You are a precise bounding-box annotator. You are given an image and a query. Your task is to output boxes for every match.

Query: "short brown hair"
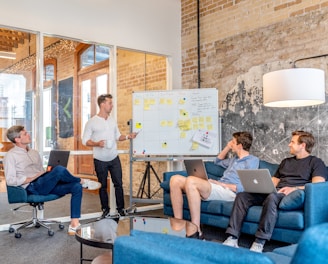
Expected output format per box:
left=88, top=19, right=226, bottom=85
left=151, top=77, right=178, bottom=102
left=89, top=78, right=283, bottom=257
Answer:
left=233, top=131, right=253, bottom=151
left=292, top=130, right=315, bottom=153
left=97, top=94, right=112, bottom=107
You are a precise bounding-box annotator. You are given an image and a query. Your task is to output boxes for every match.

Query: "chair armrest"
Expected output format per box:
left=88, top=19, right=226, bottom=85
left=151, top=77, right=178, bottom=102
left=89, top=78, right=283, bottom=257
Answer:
left=6, top=185, right=28, bottom=203
left=304, top=181, right=328, bottom=228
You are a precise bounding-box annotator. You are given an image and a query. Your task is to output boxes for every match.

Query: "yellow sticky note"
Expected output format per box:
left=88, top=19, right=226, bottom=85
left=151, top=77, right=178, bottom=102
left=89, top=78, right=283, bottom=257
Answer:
left=206, top=116, right=212, bottom=123
left=182, top=120, right=191, bottom=131
left=167, top=121, right=174, bottom=127
left=179, top=109, right=189, bottom=118
left=135, top=123, right=142, bottom=129
left=177, top=120, right=184, bottom=129
left=144, top=104, right=150, bottom=110
left=191, top=142, right=199, bottom=150
left=179, top=98, right=185, bottom=104
left=160, top=120, right=168, bottom=127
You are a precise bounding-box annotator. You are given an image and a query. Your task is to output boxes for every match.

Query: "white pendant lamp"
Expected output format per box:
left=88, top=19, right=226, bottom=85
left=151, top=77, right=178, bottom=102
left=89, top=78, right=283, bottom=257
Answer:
left=263, top=68, right=325, bottom=107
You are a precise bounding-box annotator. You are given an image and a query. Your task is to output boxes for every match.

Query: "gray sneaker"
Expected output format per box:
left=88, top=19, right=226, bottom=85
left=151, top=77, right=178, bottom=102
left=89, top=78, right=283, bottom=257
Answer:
left=250, top=242, right=264, bottom=253
left=223, top=236, right=239, bottom=248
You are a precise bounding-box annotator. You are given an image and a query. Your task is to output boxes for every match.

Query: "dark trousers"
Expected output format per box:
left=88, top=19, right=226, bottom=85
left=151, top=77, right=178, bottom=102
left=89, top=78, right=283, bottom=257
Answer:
left=226, top=192, right=285, bottom=240
left=26, top=165, right=82, bottom=218
left=94, top=156, right=124, bottom=211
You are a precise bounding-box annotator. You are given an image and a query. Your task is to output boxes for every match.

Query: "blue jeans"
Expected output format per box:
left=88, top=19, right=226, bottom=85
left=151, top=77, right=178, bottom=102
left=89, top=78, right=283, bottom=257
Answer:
left=226, top=192, right=285, bottom=240
left=26, top=165, right=82, bottom=219
left=94, top=156, right=124, bottom=211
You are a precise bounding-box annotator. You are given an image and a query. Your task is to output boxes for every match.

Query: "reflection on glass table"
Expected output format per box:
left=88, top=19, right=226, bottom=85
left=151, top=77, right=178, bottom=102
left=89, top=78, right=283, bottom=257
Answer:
left=75, top=217, right=129, bottom=264
left=169, top=217, right=198, bottom=237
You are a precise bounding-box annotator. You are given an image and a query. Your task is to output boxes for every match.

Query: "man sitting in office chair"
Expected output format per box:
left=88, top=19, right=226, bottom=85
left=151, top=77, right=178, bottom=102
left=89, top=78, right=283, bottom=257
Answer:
left=4, top=125, right=101, bottom=235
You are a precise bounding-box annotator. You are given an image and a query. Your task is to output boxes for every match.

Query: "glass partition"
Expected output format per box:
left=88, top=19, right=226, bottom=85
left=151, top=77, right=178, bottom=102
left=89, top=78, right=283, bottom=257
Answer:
left=0, top=29, right=36, bottom=153
left=0, top=26, right=169, bottom=199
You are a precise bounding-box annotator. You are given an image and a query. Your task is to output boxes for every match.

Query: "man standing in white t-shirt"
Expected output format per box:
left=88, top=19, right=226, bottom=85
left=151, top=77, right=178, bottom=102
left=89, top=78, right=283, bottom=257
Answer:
left=82, top=94, right=137, bottom=219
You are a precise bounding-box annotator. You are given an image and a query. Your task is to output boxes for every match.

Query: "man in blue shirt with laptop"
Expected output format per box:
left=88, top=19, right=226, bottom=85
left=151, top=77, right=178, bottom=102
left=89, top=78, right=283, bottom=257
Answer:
left=170, top=131, right=259, bottom=239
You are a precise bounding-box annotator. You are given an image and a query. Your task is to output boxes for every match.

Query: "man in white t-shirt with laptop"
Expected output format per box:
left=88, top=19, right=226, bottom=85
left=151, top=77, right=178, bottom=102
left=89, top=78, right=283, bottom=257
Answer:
left=170, top=131, right=259, bottom=239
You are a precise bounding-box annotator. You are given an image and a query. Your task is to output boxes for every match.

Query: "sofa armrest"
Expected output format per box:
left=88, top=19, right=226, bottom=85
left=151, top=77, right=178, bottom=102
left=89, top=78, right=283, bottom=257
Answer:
left=163, top=171, right=187, bottom=182
left=113, top=230, right=274, bottom=264
left=304, top=181, right=328, bottom=228
left=161, top=171, right=188, bottom=192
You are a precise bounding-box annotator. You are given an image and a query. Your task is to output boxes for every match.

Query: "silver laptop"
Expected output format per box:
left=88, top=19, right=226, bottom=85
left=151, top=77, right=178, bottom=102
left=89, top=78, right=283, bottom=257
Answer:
left=237, top=169, right=277, bottom=194
left=184, top=159, right=208, bottom=180
left=46, top=150, right=70, bottom=172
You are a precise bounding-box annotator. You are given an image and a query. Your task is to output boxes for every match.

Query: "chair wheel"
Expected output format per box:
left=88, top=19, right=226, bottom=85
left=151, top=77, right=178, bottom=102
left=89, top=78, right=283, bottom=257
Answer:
left=59, top=224, right=65, bottom=230
left=35, top=223, right=41, bottom=228
left=9, top=227, right=15, bottom=233
left=48, top=230, right=54, bottom=236
left=15, top=233, right=22, bottom=238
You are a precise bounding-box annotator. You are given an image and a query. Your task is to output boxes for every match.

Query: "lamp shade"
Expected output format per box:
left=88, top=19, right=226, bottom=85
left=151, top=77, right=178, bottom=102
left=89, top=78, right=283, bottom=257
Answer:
left=263, top=68, right=325, bottom=107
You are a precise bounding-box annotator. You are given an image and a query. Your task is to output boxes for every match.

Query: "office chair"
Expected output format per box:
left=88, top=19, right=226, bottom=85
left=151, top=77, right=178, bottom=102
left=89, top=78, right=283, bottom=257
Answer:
left=6, top=185, right=65, bottom=238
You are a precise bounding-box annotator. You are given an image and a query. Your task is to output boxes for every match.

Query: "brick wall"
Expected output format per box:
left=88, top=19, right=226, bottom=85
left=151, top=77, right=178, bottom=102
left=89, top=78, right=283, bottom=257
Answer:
left=181, top=0, right=328, bottom=163
left=117, top=49, right=168, bottom=197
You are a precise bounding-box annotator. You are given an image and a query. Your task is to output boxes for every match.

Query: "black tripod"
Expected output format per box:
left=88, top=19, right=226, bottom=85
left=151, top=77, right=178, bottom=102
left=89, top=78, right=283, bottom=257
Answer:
left=137, top=161, right=162, bottom=199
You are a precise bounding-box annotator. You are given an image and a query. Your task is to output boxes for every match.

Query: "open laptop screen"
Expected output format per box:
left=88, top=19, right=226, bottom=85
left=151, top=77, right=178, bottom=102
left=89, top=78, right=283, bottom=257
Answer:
left=46, top=150, right=70, bottom=172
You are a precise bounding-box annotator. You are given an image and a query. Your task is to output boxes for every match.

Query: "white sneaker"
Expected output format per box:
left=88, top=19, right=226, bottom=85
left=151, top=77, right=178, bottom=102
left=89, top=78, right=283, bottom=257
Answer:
left=223, top=236, right=239, bottom=248
left=250, top=242, right=264, bottom=253
left=68, top=224, right=80, bottom=235
left=82, top=179, right=101, bottom=190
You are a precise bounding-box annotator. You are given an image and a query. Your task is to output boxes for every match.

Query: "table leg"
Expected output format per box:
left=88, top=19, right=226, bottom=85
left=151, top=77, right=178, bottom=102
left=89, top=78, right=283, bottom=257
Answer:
left=80, top=242, right=83, bottom=264
left=80, top=242, right=93, bottom=263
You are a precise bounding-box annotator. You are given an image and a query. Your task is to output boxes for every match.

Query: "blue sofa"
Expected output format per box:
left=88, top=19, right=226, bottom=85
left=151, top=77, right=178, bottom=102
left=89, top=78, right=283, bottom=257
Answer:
left=160, top=160, right=328, bottom=244
left=113, top=223, right=328, bottom=264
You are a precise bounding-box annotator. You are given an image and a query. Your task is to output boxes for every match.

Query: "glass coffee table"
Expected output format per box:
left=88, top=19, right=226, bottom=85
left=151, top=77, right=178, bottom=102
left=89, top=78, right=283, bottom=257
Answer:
left=75, top=217, right=130, bottom=264
left=75, top=216, right=197, bottom=263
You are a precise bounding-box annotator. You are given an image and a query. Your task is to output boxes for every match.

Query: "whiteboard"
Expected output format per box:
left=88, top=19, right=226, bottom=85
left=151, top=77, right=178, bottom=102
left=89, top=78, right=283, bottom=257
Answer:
left=132, top=88, right=219, bottom=155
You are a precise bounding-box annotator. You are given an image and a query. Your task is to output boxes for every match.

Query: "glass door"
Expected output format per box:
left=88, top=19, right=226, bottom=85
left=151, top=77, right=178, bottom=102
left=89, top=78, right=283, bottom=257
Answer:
left=78, top=67, right=109, bottom=175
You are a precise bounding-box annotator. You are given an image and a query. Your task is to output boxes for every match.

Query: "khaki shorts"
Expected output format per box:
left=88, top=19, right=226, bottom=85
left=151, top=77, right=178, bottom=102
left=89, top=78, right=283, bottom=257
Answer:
left=203, top=182, right=236, bottom=202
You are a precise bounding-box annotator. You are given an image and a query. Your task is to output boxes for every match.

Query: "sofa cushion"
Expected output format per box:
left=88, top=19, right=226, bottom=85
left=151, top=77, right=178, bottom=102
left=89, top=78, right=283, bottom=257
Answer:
left=279, top=190, right=305, bottom=211
left=204, top=161, right=225, bottom=180
left=272, top=244, right=298, bottom=257
left=259, top=160, right=278, bottom=176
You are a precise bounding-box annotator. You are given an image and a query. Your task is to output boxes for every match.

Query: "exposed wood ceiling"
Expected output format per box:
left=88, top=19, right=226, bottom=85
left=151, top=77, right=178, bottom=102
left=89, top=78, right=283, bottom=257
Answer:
left=0, top=29, right=30, bottom=52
